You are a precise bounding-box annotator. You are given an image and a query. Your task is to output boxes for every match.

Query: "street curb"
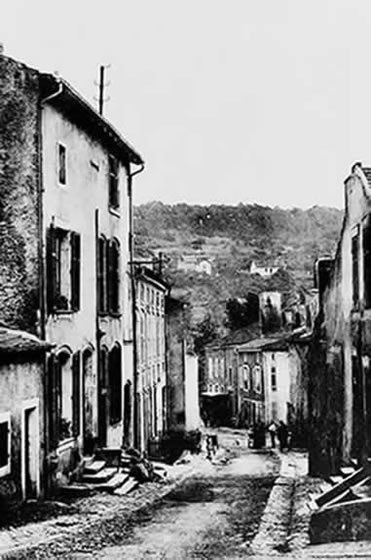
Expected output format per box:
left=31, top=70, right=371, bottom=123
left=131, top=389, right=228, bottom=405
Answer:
left=251, top=451, right=301, bottom=555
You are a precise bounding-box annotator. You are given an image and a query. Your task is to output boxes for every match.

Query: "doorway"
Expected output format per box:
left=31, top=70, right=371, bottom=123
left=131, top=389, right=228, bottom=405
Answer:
left=23, top=403, right=39, bottom=499
left=82, top=349, right=95, bottom=455
left=98, top=347, right=108, bottom=447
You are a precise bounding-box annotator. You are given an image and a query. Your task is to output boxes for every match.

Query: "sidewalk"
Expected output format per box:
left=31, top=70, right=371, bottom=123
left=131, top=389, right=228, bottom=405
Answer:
left=252, top=450, right=371, bottom=559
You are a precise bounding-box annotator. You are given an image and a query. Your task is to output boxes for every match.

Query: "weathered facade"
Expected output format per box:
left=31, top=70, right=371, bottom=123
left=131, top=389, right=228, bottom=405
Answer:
left=0, top=328, right=50, bottom=508
left=166, top=296, right=201, bottom=431
left=202, top=326, right=261, bottom=426
left=135, top=267, right=167, bottom=453
left=203, top=326, right=309, bottom=437
left=309, top=163, right=371, bottom=476
left=0, top=54, right=144, bottom=491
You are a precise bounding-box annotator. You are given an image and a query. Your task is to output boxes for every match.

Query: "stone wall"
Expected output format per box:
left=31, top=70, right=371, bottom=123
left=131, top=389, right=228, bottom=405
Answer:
left=0, top=56, right=41, bottom=332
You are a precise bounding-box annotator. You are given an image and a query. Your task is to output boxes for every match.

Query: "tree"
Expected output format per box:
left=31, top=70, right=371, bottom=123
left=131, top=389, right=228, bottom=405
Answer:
left=224, top=293, right=259, bottom=330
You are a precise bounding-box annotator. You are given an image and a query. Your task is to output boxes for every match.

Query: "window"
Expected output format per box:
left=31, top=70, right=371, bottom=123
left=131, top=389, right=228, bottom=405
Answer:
left=0, top=412, right=10, bottom=477
left=109, top=344, right=122, bottom=424
left=363, top=217, right=371, bottom=308
left=46, top=226, right=81, bottom=313
left=58, top=143, right=67, bottom=185
left=254, top=364, right=262, bottom=393
left=271, top=368, right=277, bottom=391
left=48, top=350, right=80, bottom=446
left=242, top=365, right=250, bottom=390
left=98, top=236, right=108, bottom=314
left=352, top=227, right=360, bottom=306
left=228, top=367, right=233, bottom=386
left=108, top=239, right=120, bottom=314
left=97, top=236, right=120, bottom=315
left=109, top=155, right=119, bottom=210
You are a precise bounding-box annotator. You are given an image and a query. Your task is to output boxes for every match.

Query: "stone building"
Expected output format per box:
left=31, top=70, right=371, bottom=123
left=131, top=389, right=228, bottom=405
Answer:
left=0, top=54, right=144, bottom=491
left=309, top=162, right=371, bottom=476
left=135, top=266, right=168, bottom=453
left=203, top=326, right=309, bottom=438
left=0, top=327, right=50, bottom=507
left=165, top=296, right=201, bottom=432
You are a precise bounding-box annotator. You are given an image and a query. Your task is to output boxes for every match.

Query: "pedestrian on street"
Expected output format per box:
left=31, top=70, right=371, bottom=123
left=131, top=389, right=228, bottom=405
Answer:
left=277, top=420, right=288, bottom=452
left=267, top=421, right=277, bottom=448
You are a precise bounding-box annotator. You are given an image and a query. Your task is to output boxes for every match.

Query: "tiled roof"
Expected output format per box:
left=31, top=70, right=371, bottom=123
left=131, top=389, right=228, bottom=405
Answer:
left=206, top=324, right=261, bottom=349
left=0, top=327, right=51, bottom=355
left=237, top=336, right=289, bottom=352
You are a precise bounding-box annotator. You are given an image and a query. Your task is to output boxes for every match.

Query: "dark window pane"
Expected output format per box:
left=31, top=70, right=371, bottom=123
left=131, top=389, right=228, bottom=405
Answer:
left=58, top=144, right=66, bottom=185
left=0, top=421, right=8, bottom=468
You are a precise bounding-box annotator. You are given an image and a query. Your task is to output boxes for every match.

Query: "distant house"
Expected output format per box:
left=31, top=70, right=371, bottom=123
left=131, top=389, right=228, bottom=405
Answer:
left=177, top=255, right=213, bottom=275
left=203, top=325, right=309, bottom=442
left=0, top=327, right=50, bottom=507
left=202, top=325, right=261, bottom=426
left=250, top=261, right=279, bottom=278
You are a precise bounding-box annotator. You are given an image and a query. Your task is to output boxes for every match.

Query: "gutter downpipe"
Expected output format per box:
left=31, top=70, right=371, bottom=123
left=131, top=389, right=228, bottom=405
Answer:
left=38, top=81, right=63, bottom=497
left=128, top=162, right=145, bottom=450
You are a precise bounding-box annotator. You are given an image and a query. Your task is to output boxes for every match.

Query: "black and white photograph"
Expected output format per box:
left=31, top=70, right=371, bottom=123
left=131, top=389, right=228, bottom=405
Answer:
left=0, top=1, right=371, bottom=558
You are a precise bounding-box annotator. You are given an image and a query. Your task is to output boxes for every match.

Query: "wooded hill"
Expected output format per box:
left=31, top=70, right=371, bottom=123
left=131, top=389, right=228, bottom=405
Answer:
left=134, top=201, right=343, bottom=330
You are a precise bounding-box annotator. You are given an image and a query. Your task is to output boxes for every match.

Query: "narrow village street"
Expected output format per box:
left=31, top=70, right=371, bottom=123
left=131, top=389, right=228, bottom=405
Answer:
left=86, top=431, right=279, bottom=560
left=0, top=429, right=282, bottom=559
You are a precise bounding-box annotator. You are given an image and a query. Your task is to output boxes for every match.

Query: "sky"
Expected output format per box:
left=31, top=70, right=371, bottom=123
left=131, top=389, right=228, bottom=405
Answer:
left=2, top=0, right=371, bottom=209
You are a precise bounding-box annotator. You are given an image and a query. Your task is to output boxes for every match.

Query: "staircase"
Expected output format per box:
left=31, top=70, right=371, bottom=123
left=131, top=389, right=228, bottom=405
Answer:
left=309, top=459, right=371, bottom=543
left=61, top=448, right=139, bottom=498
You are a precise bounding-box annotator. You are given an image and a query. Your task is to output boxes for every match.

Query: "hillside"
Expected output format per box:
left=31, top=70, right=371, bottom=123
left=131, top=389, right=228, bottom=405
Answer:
left=134, top=202, right=343, bottom=329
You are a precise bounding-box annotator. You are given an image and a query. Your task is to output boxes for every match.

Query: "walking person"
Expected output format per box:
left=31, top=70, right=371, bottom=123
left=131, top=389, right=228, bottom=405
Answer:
left=268, top=421, right=277, bottom=449
left=277, top=420, right=288, bottom=452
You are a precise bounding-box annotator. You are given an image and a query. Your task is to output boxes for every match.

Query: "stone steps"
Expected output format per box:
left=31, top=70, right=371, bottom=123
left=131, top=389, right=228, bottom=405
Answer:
left=83, top=460, right=106, bottom=475
left=82, top=466, right=117, bottom=484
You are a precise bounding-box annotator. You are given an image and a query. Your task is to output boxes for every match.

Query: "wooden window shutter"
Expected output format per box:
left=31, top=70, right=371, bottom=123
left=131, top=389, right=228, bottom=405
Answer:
left=71, top=232, right=81, bottom=311
left=98, top=237, right=107, bottom=313
left=47, top=354, right=60, bottom=449
left=109, top=345, right=122, bottom=424
left=363, top=217, right=371, bottom=309
left=108, top=241, right=114, bottom=313
left=113, top=242, right=120, bottom=313
left=72, top=351, right=80, bottom=437
left=46, top=226, right=57, bottom=315
left=108, top=241, right=120, bottom=314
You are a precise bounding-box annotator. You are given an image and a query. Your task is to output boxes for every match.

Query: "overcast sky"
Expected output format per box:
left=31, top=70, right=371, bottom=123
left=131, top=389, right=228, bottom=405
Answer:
left=2, top=0, right=371, bottom=208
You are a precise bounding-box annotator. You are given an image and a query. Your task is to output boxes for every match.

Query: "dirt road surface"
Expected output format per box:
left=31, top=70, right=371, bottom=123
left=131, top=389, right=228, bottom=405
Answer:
left=76, top=432, right=280, bottom=559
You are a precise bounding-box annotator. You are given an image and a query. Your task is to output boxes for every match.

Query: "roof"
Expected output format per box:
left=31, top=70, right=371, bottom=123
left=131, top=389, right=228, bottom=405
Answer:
left=206, top=324, right=261, bottom=350
left=135, top=265, right=169, bottom=291
left=0, top=327, right=52, bottom=356
left=40, top=73, right=144, bottom=165
left=237, top=336, right=289, bottom=353
left=2, top=55, right=144, bottom=166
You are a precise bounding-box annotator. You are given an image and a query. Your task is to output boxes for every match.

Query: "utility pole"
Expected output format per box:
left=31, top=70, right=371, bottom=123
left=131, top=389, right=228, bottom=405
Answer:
left=96, top=64, right=110, bottom=116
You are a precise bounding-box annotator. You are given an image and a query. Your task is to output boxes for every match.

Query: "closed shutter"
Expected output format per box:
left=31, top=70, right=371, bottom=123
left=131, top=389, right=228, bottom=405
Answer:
left=71, top=232, right=81, bottom=311
left=48, top=354, right=60, bottom=448
left=72, top=351, right=81, bottom=437
left=352, top=230, right=360, bottom=305
left=363, top=217, right=371, bottom=309
left=107, top=241, right=114, bottom=313
left=0, top=421, right=9, bottom=468
left=46, top=226, right=57, bottom=315
left=108, top=241, right=120, bottom=313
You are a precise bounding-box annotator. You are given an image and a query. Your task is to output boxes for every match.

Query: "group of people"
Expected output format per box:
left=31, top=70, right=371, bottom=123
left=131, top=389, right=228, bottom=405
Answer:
left=248, top=420, right=292, bottom=451
left=267, top=420, right=291, bottom=451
